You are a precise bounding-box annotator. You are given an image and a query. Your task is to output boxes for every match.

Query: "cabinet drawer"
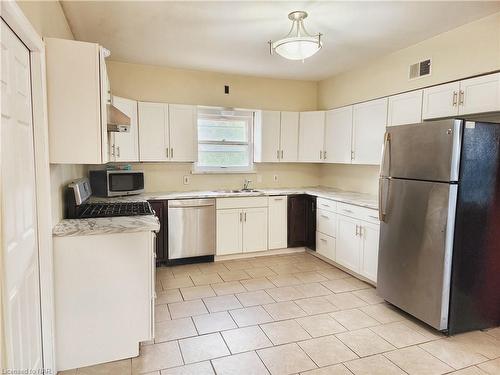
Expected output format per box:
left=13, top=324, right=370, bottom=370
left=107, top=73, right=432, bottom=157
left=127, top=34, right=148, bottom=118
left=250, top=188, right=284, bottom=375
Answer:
left=216, top=196, right=268, bottom=209
left=337, top=202, right=379, bottom=224
left=268, top=195, right=287, bottom=206
left=317, top=197, right=337, bottom=212
left=316, top=231, right=335, bottom=261
left=317, top=209, right=337, bottom=238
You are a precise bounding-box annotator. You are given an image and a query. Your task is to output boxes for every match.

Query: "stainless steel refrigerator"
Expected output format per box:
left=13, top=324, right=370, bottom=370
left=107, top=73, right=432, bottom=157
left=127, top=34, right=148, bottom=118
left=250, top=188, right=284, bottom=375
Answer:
left=377, top=118, right=500, bottom=335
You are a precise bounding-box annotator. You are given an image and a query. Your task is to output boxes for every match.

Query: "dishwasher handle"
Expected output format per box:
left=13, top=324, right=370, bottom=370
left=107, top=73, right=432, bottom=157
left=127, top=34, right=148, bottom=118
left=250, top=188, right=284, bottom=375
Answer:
left=168, top=199, right=215, bottom=208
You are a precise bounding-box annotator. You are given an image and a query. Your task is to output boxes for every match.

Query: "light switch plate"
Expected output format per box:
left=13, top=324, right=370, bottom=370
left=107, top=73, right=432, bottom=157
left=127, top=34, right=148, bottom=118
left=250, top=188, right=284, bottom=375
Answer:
left=183, top=175, right=190, bottom=185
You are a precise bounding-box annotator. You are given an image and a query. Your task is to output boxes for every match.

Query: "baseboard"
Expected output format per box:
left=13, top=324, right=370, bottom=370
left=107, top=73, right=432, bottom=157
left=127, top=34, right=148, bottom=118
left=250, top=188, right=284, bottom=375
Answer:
left=307, top=249, right=377, bottom=287
left=215, top=247, right=306, bottom=262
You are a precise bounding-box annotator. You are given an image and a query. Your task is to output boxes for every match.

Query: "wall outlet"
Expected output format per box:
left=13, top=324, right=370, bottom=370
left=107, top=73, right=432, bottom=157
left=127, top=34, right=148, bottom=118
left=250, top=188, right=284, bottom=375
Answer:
left=273, top=174, right=278, bottom=182
left=183, top=175, right=190, bottom=185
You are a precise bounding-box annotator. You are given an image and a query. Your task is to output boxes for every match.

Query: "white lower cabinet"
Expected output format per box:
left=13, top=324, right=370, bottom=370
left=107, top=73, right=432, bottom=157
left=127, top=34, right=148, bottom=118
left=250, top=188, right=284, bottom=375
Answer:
left=336, top=215, right=361, bottom=273
left=360, top=222, right=380, bottom=283
left=315, top=197, right=380, bottom=284
left=216, top=197, right=268, bottom=255
left=243, top=207, right=268, bottom=253
left=316, top=231, right=335, bottom=260
left=268, top=196, right=288, bottom=249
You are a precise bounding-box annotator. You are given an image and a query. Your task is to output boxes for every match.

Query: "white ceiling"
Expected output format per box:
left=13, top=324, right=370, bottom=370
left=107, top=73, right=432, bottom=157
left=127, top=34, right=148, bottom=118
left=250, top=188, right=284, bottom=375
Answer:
left=61, top=1, right=500, bottom=81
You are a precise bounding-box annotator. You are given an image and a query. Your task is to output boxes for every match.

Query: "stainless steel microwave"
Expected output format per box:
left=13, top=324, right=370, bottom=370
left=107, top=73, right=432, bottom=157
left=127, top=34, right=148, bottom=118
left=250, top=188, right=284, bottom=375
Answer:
left=89, top=170, right=144, bottom=197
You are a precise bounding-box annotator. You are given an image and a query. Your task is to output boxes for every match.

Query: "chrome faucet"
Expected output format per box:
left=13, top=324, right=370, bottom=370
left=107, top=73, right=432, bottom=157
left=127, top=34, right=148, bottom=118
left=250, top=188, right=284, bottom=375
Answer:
left=243, top=179, right=252, bottom=190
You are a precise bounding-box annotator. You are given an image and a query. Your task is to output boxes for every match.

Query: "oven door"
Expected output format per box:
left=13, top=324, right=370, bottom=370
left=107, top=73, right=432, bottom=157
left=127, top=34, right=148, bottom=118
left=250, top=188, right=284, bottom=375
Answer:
left=107, top=171, right=144, bottom=196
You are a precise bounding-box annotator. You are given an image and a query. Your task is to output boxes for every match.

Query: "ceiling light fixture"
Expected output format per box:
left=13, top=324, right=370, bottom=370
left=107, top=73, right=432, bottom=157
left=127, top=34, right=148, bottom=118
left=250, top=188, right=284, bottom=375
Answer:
left=269, top=11, right=322, bottom=61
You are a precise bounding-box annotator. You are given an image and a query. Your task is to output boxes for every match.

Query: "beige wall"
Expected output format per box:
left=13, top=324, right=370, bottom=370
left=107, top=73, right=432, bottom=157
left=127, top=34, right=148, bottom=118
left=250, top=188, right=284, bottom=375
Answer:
left=318, top=12, right=500, bottom=109
left=317, top=12, right=500, bottom=194
left=17, top=0, right=87, bottom=223
left=107, top=61, right=317, bottom=111
left=131, top=163, right=320, bottom=193
left=107, top=60, right=320, bottom=192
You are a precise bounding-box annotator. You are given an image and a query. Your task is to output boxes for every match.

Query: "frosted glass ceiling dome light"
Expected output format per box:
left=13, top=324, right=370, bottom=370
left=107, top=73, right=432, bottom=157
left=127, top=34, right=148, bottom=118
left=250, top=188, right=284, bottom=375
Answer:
left=269, top=11, right=322, bottom=61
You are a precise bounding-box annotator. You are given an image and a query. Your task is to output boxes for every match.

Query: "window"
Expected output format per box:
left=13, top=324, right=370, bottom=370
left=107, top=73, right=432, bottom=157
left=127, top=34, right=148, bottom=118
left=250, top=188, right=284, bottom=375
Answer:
left=195, top=107, right=254, bottom=172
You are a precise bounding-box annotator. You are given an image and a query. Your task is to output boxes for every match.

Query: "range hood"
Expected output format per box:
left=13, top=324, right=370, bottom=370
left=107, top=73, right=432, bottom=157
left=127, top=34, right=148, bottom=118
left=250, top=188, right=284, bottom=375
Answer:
left=107, top=104, right=131, bottom=132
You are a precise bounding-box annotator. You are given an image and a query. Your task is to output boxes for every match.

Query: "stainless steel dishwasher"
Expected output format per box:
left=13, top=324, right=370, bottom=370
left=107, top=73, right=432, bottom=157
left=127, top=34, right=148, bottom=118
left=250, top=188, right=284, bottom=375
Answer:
left=168, top=199, right=215, bottom=260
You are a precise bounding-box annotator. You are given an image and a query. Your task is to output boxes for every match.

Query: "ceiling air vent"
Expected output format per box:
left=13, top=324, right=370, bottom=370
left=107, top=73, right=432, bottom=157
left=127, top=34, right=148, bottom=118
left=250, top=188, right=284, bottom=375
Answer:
left=409, top=59, right=431, bottom=80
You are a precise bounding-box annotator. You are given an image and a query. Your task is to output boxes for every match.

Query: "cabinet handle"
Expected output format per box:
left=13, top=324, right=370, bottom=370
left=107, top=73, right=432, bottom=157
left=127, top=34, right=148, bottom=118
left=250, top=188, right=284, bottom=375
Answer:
left=117, top=146, right=120, bottom=158
left=355, top=225, right=359, bottom=236
left=274, top=198, right=283, bottom=201
left=343, top=209, right=353, bottom=214
left=111, top=144, right=115, bottom=157
left=452, top=91, right=458, bottom=106
left=166, top=148, right=169, bottom=158
left=170, top=148, right=174, bottom=159
left=320, top=238, right=327, bottom=242
left=281, top=150, right=284, bottom=159
left=459, top=90, right=464, bottom=106
left=351, top=150, right=355, bottom=160
left=323, top=150, right=327, bottom=160
left=320, top=215, right=329, bottom=219
left=244, top=212, right=247, bottom=222
left=239, top=212, right=242, bottom=222
left=277, top=150, right=280, bottom=160
left=368, top=215, right=378, bottom=220
left=320, top=150, right=323, bottom=159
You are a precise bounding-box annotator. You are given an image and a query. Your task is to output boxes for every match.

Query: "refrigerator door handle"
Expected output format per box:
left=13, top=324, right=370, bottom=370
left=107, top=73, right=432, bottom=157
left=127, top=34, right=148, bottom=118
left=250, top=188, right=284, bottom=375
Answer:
left=379, top=178, right=389, bottom=222
left=379, top=132, right=391, bottom=178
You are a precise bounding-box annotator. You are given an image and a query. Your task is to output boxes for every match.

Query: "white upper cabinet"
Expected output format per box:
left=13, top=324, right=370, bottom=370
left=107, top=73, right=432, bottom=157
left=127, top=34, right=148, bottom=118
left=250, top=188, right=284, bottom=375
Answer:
left=280, top=112, right=299, bottom=162
left=422, top=81, right=460, bottom=120
left=298, top=111, right=325, bottom=162
left=254, top=111, right=298, bottom=162
left=458, top=73, right=500, bottom=115
left=138, top=103, right=197, bottom=162
left=138, top=102, right=169, bottom=161
left=387, top=90, right=423, bottom=126
left=423, top=73, right=500, bottom=120
left=254, top=110, right=281, bottom=162
left=109, top=96, right=139, bottom=162
left=352, top=98, right=388, bottom=165
left=168, top=104, right=198, bottom=162
left=45, top=38, right=109, bottom=164
left=324, top=106, right=353, bottom=163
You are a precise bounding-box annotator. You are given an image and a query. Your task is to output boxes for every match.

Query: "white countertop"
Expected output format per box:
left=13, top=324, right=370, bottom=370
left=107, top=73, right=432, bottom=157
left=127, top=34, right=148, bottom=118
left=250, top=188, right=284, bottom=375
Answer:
left=53, top=186, right=377, bottom=237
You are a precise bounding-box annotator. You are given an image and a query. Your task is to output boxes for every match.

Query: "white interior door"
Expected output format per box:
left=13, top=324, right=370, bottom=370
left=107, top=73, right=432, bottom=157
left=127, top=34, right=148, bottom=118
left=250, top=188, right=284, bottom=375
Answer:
left=1, top=19, right=43, bottom=370
left=279, top=111, right=299, bottom=162
left=168, top=104, right=197, bottom=162
left=112, top=96, right=139, bottom=162
left=138, top=101, right=168, bottom=161
left=324, top=106, right=352, bottom=163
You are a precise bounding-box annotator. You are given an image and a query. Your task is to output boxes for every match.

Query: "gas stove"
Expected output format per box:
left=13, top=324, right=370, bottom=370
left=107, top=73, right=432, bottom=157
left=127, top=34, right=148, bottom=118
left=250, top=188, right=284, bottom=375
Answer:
left=65, top=178, right=153, bottom=219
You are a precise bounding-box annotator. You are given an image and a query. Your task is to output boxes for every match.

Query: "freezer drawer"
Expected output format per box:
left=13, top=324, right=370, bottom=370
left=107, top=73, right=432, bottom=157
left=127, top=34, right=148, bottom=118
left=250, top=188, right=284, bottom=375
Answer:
left=168, top=199, right=215, bottom=259
left=377, top=178, right=457, bottom=330
left=380, top=119, right=462, bottom=182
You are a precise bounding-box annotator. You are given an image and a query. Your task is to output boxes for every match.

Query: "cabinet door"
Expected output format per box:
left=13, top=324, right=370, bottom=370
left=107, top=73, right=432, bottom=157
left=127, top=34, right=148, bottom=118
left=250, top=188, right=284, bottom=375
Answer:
left=336, top=215, right=361, bottom=272
left=243, top=207, right=268, bottom=253
left=298, top=111, right=325, bottom=162
left=287, top=195, right=307, bottom=247
left=168, top=104, right=198, bottom=162
left=112, top=96, right=139, bottom=162
left=316, top=232, right=335, bottom=261
left=352, top=98, right=387, bottom=165
left=268, top=196, right=287, bottom=249
left=324, top=106, right=352, bottom=163
left=422, top=81, right=460, bottom=120
left=305, top=195, right=317, bottom=250
left=280, top=111, right=299, bottom=162
left=387, top=90, right=423, bottom=126
left=317, top=209, right=337, bottom=238
left=360, top=222, right=380, bottom=283
left=254, top=110, right=281, bottom=162
left=138, top=102, right=168, bottom=161
left=459, top=73, right=500, bottom=115
left=148, top=200, right=166, bottom=263
left=216, top=209, right=243, bottom=255
left=99, top=47, right=110, bottom=164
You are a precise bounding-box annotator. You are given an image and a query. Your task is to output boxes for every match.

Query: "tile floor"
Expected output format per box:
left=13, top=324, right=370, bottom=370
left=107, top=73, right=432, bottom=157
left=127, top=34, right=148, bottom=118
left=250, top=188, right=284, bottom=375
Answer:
left=59, top=252, right=500, bottom=375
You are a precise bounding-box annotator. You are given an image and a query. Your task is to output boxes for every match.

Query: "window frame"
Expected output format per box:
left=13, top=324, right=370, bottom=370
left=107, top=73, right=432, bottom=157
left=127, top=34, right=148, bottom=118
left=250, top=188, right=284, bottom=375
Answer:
left=193, top=107, right=255, bottom=174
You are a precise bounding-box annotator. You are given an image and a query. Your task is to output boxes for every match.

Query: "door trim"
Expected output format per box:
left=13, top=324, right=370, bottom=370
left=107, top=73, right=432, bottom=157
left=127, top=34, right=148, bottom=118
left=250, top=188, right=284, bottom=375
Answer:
left=1, top=1, right=55, bottom=371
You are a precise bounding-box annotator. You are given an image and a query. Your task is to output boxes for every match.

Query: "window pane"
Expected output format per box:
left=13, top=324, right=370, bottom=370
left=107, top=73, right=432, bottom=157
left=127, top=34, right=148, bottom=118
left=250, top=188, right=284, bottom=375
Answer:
left=198, top=144, right=249, bottom=167
left=198, top=118, right=248, bottom=142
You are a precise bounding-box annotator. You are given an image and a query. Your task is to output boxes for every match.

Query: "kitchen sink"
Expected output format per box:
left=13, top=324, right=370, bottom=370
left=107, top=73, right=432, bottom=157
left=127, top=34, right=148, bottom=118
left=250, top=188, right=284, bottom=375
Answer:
left=215, top=189, right=262, bottom=194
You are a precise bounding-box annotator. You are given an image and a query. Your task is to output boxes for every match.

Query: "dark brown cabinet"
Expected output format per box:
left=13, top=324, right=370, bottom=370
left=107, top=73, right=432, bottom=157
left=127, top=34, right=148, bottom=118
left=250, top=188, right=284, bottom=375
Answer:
left=287, top=194, right=316, bottom=250
left=148, top=200, right=168, bottom=264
